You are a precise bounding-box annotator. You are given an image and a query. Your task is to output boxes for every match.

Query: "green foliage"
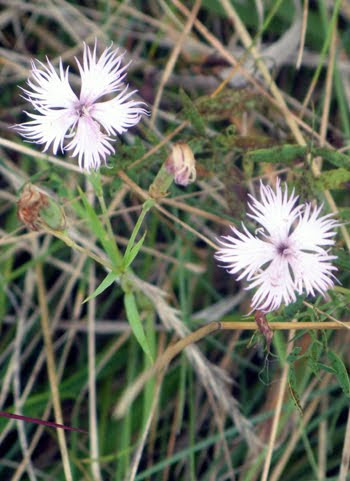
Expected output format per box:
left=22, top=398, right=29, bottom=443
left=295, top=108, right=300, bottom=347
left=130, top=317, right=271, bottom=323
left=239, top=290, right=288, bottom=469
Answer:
left=334, top=249, right=350, bottom=272
left=307, top=340, right=323, bottom=376
left=315, top=168, right=350, bottom=190
left=122, top=199, right=154, bottom=269
left=3, top=2, right=350, bottom=480
left=288, top=364, right=302, bottom=415
left=108, top=137, right=149, bottom=171
left=286, top=346, right=303, bottom=363
left=196, top=88, right=261, bottom=121
left=327, top=350, right=350, bottom=397
left=124, top=291, right=154, bottom=362
left=247, top=144, right=350, bottom=169
left=179, top=88, right=207, bottom=135
left=77, top=186, right=122, bottom=268
left=83, top=271, right=119, bottom=303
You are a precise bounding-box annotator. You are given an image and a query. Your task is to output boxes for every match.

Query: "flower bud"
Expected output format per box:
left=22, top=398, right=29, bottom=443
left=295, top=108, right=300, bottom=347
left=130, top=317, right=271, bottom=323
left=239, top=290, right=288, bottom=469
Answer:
left=165, top=143, right=196, bottom=186
left=17, top=183, right=66, bottom=231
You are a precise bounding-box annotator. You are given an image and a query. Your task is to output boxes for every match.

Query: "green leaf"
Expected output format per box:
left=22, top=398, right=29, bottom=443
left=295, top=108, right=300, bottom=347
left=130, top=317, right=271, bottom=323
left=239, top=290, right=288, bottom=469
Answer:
left=337, top=208, right=350, bottom=221
left=124, top=292, right=154, bottom=362
left=288, top=364, right=303, bottom=415
left=286, top=346, right=302, bottom=363
left=77, top=186, right=121, bottom=268
left=247, top=145, right=306, bottom=164
left=282, top=295, right=305, bottom=318
left=123, top=232, right=147, bottom=269
left=83, top=271, right=119, bottom=303
left=315, top=168, right=350, bottom=190
left=313, top=148, right=350, bottom=169
left=307, top=340, right=324, bottom=376
left=247, top=144, right=350, bottom=169
left=122, top=199, right=154, bottom=268
left=316, top=362, right=335, bottom=374
left=334, top=249, right=350, bottom=272
left=328, top=351, right=350, bottom=397
left=179, top=88, right=206, bottom=135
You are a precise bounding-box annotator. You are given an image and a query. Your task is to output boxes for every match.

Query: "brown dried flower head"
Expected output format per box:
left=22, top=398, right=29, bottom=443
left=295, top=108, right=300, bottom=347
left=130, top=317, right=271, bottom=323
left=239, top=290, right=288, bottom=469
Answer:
left=18, top=183, right=49, bottom=231
left=17, top=183, right=66, bottom=231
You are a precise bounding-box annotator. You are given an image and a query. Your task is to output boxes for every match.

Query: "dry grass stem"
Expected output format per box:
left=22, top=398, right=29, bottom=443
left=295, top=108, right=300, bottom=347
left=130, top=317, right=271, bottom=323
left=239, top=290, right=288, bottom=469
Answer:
left=339, top=408, right=350, bottom=481
left=150, top=0, right=201, bottom=126
left=35, top=263, right=73, bottom=481
left=88, top=264, right=103, bottom=481
left=261, top=330, right=294, bottom=481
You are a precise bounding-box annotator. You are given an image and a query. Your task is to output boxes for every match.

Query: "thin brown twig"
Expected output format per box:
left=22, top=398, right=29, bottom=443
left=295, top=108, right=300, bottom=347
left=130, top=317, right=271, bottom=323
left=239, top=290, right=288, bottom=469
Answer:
left=127, top=122, right=188, bottom=170
left=160, top=197, right=233, bottom=227
left=303, top=301, right=350, bottom=330
left=296, top=0, right=309, bottom=69
left=150, top=0, right=202, bottom=126
left=312, top=13, right=337, bottom=176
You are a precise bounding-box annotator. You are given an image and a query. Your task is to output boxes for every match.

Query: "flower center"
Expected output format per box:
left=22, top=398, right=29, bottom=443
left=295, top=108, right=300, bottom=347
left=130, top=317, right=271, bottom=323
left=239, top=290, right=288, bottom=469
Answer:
left=277, top=241, right=292, bottom=257
left=75, top=103, right=91, bottom=118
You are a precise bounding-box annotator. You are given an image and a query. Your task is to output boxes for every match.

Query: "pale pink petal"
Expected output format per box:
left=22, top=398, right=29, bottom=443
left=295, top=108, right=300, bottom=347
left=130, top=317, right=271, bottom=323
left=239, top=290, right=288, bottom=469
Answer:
left=289, top=250, right=338, bottom=297
left=248, top=179, right=302, bottom=242
left=90, top=87, right=147, bottom=136
left=22, top=59, right=78, bottom=109
left=15, top=106, right=77, bottom=154
left=77, top=43, right=128, bottom=104
left=215, top=224, right=276, bottom=281
left=289, top=203, right=339, bottom=253
left=65, top=115, right=114, bottom=171
left=249, top=256, right=298, bottom=312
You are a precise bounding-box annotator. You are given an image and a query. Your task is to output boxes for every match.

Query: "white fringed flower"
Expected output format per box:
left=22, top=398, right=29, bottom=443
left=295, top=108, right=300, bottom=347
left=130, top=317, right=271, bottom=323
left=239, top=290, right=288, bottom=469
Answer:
left=15, top=42, right=147, bottom=171
left=215, top=179, right=339, bottom=313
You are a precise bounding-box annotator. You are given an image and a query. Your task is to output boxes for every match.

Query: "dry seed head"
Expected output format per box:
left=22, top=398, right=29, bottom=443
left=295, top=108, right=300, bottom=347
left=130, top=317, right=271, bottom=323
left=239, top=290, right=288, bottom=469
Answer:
left=18, top=184, right=49, bottom=230
left=17, top=183, right=66, bottom=231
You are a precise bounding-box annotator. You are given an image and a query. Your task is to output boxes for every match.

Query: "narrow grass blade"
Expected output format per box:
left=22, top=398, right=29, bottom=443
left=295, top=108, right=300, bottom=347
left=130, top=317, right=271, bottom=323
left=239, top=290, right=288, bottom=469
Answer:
left=83, top=271, right=119, bottom=303
left=124, top=292, right=153, bottom=363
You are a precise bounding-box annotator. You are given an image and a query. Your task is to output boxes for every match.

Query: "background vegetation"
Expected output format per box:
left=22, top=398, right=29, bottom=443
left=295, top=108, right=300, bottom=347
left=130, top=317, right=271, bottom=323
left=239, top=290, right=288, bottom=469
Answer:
left=1, top=1, right=350, bottom=480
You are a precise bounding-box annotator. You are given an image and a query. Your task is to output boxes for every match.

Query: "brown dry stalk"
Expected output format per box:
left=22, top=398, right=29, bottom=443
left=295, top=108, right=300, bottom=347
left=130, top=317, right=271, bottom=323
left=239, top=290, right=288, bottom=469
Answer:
left=261, top=330, right=295, bottom=481
left=115, top=320, right=350, bottom=418
left=150, top=0, right=202, bottom=126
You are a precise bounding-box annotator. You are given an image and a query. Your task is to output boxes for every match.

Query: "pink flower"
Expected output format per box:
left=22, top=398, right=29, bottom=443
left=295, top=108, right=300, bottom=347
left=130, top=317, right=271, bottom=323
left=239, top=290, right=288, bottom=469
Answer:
left=15, top=42, right=147, bottom=171
left=165, top=143, right=196, bottom=186
left=215, top=179, right=339, bottom=313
